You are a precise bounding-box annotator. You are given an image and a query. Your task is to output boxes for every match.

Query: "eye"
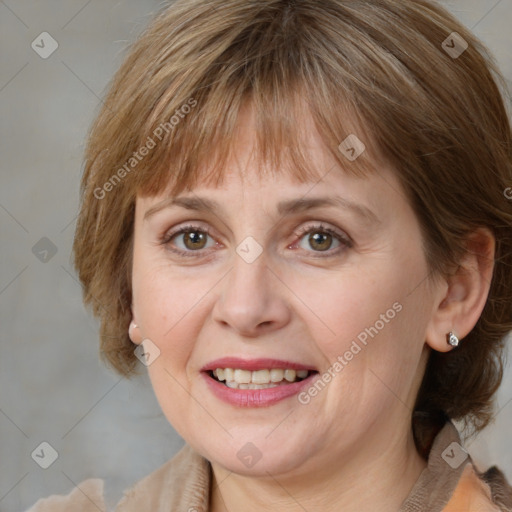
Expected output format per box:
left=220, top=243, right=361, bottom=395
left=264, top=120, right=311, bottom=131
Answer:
left=293, top=223, right=352, bottom=255
left=160, top=224, right=218, bottom=256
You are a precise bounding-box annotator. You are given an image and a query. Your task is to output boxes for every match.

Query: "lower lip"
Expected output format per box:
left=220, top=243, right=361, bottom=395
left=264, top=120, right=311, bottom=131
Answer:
left=202, top=372, right=318, bottom=407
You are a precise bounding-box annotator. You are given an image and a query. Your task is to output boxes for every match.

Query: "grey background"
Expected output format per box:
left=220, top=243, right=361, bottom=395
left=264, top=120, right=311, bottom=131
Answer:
left=0, top=1, right=511, bottom=511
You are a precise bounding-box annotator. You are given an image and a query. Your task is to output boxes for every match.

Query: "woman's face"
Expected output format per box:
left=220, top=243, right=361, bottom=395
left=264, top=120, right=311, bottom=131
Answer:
left=131, top=107, right=440, bottom=479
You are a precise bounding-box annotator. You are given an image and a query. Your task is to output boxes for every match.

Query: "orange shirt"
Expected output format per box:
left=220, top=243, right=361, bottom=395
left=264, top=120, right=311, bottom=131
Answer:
left=443, top=464, right=503, bottom=511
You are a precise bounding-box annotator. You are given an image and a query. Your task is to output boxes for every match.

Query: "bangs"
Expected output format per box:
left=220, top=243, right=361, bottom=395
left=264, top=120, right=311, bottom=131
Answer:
left=127, top=25, right=382, bottom=200
left=133, top=84, right=380, bottom=201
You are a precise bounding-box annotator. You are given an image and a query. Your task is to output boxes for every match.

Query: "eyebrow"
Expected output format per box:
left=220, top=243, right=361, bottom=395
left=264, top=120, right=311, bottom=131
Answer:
left=143, top=195, right=380, bottom=225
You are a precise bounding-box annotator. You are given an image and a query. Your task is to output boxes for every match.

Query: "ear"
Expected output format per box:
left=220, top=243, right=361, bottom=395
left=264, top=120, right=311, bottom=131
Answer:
left=128, top=308, right=143, bottom=345
left=425, top=228, right=495, bottom=353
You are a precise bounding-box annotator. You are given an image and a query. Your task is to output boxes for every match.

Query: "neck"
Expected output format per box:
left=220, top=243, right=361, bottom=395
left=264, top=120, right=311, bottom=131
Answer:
left=209, top=424, right=427, bottom=512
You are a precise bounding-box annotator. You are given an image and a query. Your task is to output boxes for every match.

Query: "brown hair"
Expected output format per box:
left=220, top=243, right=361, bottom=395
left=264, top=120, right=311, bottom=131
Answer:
left=73, top=0, right=512, bottom=447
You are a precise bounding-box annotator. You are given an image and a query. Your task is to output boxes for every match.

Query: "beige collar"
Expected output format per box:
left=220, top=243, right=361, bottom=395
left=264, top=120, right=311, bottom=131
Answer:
left=115, top=442, right=211, bottom=511
left=400, top=421, right=482, bottom=511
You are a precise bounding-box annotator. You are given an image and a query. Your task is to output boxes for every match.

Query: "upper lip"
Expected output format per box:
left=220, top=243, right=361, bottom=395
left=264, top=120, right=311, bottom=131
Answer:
left=201, top=357, right=317, bottom=372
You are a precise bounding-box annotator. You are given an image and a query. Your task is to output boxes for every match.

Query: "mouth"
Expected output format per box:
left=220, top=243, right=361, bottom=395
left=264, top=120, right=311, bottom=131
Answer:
left=201, top=358, right=319, bottom=407
left=207, top=368, right=316, bottom=389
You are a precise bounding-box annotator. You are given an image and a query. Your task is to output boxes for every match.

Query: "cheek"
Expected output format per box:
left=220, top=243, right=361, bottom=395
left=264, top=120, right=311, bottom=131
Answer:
left=284, top=263, right=408, bottom=358
left=131, top=255, right=211, bottom=368
left=323, top=280, right=432, bottom=418
left=289, top=252, right=431, bottom=406
left=133, top=269, right=210, bottom=426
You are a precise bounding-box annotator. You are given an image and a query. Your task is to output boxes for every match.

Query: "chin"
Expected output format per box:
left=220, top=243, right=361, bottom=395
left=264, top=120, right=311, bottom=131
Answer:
left=192, top=433, right=313, bottom=477
left=213, top=450, right=304, bottom=477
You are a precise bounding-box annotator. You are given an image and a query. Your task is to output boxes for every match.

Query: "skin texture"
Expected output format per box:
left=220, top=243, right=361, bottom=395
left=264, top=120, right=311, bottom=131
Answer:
left=129, top=105, right=495, bottom=511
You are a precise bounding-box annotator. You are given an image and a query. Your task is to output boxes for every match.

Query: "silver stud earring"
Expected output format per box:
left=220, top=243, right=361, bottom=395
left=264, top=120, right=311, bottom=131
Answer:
left=447, top=332, right=459, bottom=347
left=129, top=322, right=138, bottom=333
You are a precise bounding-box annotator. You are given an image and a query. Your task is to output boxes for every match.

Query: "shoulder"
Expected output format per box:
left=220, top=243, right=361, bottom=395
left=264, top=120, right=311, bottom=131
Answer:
left=403, top=420, right=512, bottom=512
left=24, top=478, right=106, bottom=512
left=115, top=443, right=210, bottom=511
left=24, top=444, right=211, bottom=512
left=478, top=465, right=512, bottom=511
left=444, top=463, right=512, bottom=512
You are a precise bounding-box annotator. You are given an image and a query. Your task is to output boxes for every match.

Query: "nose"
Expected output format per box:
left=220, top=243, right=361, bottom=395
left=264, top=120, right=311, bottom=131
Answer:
left=211, top=252, right=291, bottom=337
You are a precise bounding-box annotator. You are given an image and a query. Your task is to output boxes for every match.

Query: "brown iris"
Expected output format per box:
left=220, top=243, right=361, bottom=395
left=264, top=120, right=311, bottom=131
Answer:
left=183, top=230, right=208, bottom=250
left=308, top=232, right=332, bottom=251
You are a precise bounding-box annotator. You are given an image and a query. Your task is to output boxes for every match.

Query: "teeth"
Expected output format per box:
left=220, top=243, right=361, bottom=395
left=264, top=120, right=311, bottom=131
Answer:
left=212, top=367, right=311, bottom=387
left=284, top=369, right=296, bottom=382
left=234, top=369, right=252, bottom=384
left=223, top=381, right=280, bottom=390
left=252, top=369, right=270, bottom=384
left=270, top=369, right=284, bottom=382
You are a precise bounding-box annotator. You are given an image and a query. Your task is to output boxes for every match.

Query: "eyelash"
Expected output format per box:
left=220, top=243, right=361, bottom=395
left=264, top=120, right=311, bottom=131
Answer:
left=159, top=222, right=353, bottom=258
